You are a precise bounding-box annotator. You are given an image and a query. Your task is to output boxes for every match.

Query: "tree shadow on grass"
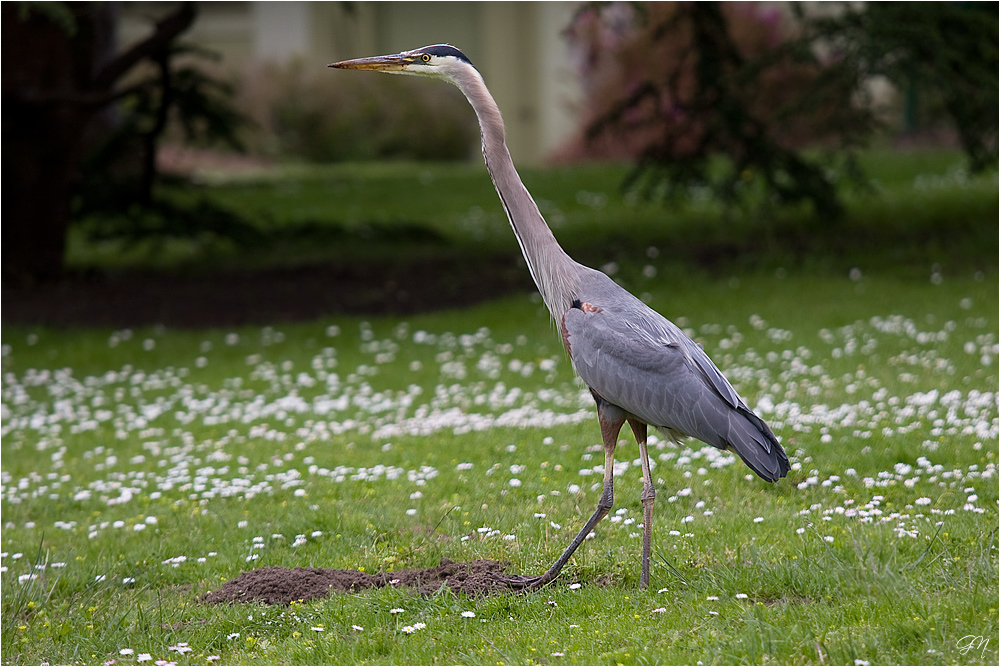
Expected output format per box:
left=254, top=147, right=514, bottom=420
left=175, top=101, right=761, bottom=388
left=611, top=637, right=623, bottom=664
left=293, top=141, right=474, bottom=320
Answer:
left=1, top=251, right=534, bottom=329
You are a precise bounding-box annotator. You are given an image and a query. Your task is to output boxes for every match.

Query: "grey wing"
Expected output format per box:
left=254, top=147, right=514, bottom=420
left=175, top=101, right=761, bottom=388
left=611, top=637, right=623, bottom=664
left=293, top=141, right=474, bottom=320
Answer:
left=563, top=305, right=789, bottom=482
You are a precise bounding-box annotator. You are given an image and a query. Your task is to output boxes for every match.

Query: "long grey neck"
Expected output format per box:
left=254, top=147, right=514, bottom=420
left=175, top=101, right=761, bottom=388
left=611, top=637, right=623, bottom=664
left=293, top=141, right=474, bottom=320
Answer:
left=451, top=67, right=578, bottom=317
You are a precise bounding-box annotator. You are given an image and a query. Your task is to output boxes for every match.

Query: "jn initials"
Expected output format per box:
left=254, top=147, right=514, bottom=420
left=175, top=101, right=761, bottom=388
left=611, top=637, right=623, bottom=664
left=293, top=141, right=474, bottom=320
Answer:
left=957, top=635, right=990, bottom=659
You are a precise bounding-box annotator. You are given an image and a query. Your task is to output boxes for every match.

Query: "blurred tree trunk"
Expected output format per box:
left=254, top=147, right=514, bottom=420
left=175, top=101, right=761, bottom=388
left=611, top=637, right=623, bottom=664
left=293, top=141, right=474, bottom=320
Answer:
left=1, top=2, right=194, bottom=284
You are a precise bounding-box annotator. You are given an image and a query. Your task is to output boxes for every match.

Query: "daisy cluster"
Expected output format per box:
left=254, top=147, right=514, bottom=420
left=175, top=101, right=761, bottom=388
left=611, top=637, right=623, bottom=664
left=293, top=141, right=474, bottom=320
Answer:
left=1, top=301, right=996, bottom=586
left=1, top=324, right=594, bottom=517
left=106, top=642, right=211, bottom=666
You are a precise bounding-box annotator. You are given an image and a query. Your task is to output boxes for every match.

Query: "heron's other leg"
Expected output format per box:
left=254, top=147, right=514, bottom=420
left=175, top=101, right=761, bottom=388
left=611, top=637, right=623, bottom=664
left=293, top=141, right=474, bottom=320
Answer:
left=497, top=404, right=624, bottom=590
left=629, top=419, right=654, bottom=589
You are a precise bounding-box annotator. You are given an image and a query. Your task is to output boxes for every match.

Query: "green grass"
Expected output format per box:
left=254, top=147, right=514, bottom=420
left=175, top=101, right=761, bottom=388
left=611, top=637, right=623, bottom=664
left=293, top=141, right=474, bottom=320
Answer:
left=5, top=149, right=999, bottom=664
left=2, top=268, right=997, bottom=665
left=66, top=149, right=998, bottom=277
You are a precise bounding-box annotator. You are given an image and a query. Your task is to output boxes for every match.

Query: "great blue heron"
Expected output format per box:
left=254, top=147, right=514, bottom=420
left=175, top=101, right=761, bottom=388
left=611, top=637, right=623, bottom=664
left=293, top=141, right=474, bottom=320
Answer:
left=330, top=44, right=790, bottom=590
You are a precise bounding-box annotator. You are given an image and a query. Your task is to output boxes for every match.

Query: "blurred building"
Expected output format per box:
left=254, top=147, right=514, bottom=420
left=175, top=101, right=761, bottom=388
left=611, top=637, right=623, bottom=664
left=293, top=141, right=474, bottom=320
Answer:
left=119, top=2, right=584, bottom=165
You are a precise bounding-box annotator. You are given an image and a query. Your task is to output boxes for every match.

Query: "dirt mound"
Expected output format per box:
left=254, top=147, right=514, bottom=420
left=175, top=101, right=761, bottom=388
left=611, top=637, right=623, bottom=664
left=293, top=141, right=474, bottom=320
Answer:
left=200, top=558, right=513, bottom=605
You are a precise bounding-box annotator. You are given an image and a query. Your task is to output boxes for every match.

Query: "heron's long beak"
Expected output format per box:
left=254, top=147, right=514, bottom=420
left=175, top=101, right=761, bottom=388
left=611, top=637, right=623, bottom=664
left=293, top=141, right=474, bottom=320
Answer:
left=328, top=53, right=414, bottom=71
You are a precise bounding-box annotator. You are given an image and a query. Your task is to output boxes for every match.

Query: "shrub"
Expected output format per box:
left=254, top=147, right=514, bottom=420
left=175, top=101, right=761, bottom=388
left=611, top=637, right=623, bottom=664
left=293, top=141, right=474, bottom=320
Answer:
left=560, top=4, right=867, bottom=159
left=557, top=3, right=875, bottom=219
left=236, top=59, right=478, bottom=162
left=558, top=2, right=996, bottom=220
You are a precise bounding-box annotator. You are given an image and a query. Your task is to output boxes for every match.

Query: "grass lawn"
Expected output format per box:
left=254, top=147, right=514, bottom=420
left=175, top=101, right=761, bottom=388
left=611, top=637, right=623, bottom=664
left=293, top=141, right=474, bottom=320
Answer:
left=3, top=150, right=998, bottom=664
left=66, top=148, right=997, bottom=280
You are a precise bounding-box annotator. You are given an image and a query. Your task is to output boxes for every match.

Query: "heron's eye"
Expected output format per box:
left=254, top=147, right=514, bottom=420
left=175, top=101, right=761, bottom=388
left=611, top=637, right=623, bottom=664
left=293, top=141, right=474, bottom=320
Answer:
left=420, top=54, right=431, bottom=63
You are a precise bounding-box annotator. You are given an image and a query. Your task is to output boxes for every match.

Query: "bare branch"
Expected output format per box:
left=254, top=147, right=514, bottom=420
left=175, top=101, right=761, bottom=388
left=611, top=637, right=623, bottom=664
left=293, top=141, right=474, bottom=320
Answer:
left=91, top=3, right=195, bottom=89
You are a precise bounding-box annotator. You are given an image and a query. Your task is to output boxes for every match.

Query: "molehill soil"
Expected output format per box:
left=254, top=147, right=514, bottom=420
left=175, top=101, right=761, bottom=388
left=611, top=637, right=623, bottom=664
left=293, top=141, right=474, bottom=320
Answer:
left=200, top=558, right=516, bottom=605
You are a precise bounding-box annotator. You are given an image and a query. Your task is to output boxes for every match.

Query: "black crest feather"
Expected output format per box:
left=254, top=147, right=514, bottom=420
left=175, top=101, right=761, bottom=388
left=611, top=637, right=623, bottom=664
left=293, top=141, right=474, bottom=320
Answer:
left=415, top=44, right=474, bottom=67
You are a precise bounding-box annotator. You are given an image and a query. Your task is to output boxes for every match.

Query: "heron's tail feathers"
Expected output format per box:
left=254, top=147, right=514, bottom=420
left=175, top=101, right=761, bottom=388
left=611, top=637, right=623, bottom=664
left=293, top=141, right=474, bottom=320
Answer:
left=725, top=408, right=790, bottom=483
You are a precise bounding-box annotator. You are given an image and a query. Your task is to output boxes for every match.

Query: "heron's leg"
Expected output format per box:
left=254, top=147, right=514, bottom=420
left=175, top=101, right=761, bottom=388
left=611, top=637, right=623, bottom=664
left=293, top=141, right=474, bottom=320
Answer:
left=497, top=406, right=623, bottom=590
left=629, top=419, right=654, bottom=589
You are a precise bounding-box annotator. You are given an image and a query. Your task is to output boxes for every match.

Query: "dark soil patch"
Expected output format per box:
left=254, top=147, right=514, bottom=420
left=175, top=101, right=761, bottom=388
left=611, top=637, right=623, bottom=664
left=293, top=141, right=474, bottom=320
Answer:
left=1, top=255, right=534, bottom=328
left=200, top=558, right=514, bottom=605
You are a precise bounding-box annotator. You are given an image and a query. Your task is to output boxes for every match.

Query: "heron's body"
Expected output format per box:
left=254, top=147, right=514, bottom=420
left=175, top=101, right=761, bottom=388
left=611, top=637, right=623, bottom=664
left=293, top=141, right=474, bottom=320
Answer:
left=562, top=269, right=787, bottom=481
left=331, top=44, right=789, bottom=590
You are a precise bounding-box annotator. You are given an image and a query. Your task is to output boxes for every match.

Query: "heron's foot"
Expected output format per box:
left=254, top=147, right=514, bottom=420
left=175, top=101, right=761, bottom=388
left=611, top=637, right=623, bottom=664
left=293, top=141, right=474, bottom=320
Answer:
left=490, top=572, right=546, bottom=591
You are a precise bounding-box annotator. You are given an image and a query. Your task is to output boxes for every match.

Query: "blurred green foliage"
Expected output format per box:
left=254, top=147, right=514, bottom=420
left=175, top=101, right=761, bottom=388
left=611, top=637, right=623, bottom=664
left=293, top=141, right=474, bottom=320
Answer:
left=564, top=2, right=998, bottom=220
left=806, top=1, right=999, bottom=173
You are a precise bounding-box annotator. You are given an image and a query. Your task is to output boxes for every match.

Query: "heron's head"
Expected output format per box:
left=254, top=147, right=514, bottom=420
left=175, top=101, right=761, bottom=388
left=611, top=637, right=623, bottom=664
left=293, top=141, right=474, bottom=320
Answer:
left=328, top=44, right=475, bottom=83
